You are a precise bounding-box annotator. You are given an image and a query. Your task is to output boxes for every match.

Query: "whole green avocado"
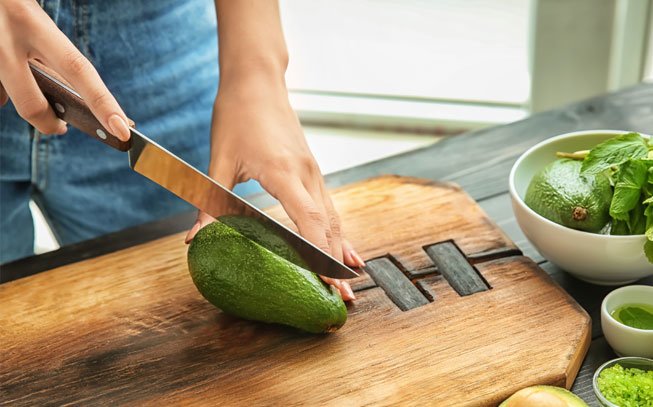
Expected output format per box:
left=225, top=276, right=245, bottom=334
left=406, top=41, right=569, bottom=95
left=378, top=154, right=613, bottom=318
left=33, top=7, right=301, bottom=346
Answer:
left=187, top=216, right=347, bottom=334
left=525, top=159, right=612, bottom=233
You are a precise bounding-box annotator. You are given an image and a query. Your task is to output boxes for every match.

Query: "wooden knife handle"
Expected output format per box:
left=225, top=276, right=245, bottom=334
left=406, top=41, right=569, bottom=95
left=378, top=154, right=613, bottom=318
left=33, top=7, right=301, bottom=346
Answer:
left=29, top=61, right=132, bottom=152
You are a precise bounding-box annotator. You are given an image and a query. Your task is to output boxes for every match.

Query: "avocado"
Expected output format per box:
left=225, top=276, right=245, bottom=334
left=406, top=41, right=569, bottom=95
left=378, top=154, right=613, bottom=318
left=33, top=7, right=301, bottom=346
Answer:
left=187, top=217, right=347, bottom=334
left=525, top=159, right=612, bottom=232
left=218, top=215, right=307, bottom=268
left=500, top=385, right=588, bottom=407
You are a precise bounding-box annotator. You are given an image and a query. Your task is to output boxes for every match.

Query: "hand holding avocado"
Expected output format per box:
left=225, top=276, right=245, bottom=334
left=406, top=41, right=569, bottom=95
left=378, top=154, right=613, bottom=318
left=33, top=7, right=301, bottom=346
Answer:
left=525, top=133, right=653, bottom=263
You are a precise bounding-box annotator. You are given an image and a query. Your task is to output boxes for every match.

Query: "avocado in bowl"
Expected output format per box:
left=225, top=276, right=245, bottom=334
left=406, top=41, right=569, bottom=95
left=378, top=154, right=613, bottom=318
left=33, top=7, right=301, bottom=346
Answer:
left=509, top=130, right=653, bottom=285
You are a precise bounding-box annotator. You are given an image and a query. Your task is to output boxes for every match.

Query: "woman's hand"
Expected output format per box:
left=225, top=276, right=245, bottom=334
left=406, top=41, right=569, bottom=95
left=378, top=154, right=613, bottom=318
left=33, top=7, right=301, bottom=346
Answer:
left=184, top=73, right=364, bottom=301
left=184, top=0, right=363, bottom=301
left=0, top=0, right=130, bottom=139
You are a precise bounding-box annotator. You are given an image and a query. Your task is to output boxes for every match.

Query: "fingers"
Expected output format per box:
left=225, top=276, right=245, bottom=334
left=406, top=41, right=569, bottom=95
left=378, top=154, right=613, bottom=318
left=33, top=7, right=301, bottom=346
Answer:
left=34, top=25, right=130, bottom=141
left=263, top=171, right=360, bottom=301
left=321, top=276, right=355, bottom=301
left=185, top=156, right=237, bottom=244
left=321, top=239, right=365, bottom=302
left=0, top=60, right=67, bottom=134
left=303, top=177, right=342, bottom=261
left=264, top=175, right=331, bottom=255
left=341, top=238, right=365, bottom=268
left=185, top=211, right=216, bottom=244
left=0, top=82, right=8, bottom=106
left=311, top=174, right=364, bottom=300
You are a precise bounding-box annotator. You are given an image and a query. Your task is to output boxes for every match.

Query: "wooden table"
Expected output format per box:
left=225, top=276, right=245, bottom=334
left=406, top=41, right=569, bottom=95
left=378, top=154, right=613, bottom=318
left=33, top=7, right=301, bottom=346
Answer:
left=3, top=84, right=653, bottom=405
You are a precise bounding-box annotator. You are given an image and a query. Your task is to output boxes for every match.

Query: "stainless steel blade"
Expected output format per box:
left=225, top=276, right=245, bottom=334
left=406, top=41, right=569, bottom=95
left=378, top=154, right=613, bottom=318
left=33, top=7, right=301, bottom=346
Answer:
left=127, top=129, right=358, bottom=279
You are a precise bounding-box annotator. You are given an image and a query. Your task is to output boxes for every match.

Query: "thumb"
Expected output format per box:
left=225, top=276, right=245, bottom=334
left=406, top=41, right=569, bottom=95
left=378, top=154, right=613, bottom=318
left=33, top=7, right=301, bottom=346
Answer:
left=185, top=159, right=238, bottom=244
left=184, top=211, right=216, bottom=244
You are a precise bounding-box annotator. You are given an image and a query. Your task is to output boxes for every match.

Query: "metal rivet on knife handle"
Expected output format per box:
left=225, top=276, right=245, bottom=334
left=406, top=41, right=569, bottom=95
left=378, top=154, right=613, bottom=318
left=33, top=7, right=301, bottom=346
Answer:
left=29, top=61, right=132, bottom=152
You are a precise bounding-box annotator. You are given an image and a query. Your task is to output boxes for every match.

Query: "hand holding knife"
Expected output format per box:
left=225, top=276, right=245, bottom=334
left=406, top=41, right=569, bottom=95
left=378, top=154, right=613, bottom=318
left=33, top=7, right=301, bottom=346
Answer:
left=29, top=61, right=359, bottom=281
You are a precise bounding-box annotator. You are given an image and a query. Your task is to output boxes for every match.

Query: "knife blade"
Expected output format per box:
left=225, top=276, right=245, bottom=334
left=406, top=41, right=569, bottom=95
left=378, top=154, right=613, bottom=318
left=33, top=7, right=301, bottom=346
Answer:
left=29, top=62, right=359, bottom=280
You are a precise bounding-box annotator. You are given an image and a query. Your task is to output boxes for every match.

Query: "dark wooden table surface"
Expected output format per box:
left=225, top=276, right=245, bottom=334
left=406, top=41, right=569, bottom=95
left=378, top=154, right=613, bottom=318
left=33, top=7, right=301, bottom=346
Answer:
left=3, top=84, right=653, bottom=405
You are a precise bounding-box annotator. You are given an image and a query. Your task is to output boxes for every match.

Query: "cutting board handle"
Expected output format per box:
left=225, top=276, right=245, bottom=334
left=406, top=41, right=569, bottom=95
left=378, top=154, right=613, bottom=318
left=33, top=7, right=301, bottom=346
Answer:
left=29, top=60, right=132, bottom=152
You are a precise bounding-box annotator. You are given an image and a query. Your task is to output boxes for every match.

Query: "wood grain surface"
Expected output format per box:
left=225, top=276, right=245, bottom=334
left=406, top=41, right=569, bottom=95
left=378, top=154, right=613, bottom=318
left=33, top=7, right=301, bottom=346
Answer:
left=0, top=176, right=590, bottom=406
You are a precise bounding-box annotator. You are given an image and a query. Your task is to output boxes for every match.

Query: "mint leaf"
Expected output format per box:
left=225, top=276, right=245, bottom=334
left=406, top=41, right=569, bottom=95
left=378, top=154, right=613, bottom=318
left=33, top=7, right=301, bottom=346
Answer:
left=581, top=133, right=648, bottom=175
left=618, top=306, right=653, bottom=329
left=628, top=197, right=647, bottom=234
left=611, top=219, right=630, bottom=235
left=645, top=204, right=653, bottom=264
left=609, top=159, right=648, bottom=221
left=644, top=240, right=653, bottom=263
left=646, top=204, right=653, bottom=240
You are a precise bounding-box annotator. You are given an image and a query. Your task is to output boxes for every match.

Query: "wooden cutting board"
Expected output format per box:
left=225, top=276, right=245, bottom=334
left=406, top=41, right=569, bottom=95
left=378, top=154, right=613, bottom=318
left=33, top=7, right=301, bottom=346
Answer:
left=0, top=176, right=590, bottom=406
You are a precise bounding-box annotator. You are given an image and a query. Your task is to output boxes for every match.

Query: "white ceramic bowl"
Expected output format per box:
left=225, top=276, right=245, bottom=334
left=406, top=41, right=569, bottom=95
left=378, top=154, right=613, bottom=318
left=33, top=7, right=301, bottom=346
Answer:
left=601, top=285, right=653, bottom=358
left=509, top=130, right=653, bottom=285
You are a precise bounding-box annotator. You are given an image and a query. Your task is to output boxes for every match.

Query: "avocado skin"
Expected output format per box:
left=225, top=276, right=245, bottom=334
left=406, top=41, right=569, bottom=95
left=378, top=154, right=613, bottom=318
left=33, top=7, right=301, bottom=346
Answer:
left=187, top=218, right=347, bottom=334
left=219, top=215, right=307, bottom=268
left=525, top=159, right=612, bottom=233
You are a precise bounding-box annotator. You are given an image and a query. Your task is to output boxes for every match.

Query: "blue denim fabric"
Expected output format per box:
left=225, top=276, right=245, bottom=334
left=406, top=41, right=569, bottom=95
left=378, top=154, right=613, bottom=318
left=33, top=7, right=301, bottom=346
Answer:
left=0, top=0, right=261, bottom=264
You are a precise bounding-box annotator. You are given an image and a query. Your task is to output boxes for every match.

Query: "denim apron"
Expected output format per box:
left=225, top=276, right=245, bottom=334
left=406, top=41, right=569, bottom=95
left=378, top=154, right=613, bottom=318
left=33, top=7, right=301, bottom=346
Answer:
left=0, top=0, right=258, bottom=263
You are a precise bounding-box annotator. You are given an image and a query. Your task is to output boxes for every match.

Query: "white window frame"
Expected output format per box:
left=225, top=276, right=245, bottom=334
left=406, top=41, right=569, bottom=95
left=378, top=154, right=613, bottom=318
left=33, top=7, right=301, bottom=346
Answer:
left=290, top=1, right=652, bottom=129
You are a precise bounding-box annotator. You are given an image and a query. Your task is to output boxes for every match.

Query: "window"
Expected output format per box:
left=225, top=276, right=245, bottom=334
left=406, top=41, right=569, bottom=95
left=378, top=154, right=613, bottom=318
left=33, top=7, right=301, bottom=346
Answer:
left=280, top=0, right=653, bottom=128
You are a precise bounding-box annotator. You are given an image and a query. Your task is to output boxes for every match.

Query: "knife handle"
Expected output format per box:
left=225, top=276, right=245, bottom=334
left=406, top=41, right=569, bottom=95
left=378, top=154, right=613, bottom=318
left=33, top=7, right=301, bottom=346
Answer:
left=29, top=61, right=132, bottom=152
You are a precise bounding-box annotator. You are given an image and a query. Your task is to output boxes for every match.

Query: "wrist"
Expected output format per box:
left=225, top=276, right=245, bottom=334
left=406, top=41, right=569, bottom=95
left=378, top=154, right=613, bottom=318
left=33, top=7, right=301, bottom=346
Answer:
left=219, top=52, right=288, bottom=87
left=217, top=64, right=290, bottom=105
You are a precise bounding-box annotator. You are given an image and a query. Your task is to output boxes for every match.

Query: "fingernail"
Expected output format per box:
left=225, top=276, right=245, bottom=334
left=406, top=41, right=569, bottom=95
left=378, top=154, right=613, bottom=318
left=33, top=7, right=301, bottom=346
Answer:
left=185, top=221, right=201, bottom=244
left=343, top=282, right=356, bottom=301
left=57, top=122, right=68, bottom=135
left=108, top=114, right=130, bottom=141
left=350, top=249, right=366, bottom=267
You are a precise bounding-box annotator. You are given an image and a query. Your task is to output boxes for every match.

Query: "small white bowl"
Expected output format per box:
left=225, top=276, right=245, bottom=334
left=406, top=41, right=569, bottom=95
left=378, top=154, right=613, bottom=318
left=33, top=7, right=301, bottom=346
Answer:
left=601, top=285, right=653, bottom=358
left=509, top=129, right=653, bottom=285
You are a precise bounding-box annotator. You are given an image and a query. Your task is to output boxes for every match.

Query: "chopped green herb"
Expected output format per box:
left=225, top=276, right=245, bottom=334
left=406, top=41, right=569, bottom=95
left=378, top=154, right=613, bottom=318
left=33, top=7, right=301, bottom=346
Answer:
left=597, top=363, right=653, bottom=407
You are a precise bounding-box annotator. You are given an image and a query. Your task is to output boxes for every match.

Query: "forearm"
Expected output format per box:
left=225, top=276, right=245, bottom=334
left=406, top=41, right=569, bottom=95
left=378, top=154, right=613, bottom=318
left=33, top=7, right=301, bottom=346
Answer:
left=214, top=0, right=289, bottom=87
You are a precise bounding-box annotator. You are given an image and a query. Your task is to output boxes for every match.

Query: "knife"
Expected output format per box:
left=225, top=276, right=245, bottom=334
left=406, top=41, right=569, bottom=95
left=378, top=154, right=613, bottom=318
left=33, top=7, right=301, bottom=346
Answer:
left=29, top=62, right=358, bottom=280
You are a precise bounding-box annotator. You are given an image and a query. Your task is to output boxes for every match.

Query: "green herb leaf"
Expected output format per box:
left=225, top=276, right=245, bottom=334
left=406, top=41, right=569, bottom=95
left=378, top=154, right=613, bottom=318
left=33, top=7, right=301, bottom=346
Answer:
left=609, top=159, right=648, bottom=221
left=611, top=220, right=630, bottom=235
left=581, top=133, right=648, bottom=175
left=645, top=240, right=653, bottom=263
left=646, top=204, right=653, bottom=241
left=618, top=306, right=653, bottom=330
left=627, top=197, right=647, bottom=234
